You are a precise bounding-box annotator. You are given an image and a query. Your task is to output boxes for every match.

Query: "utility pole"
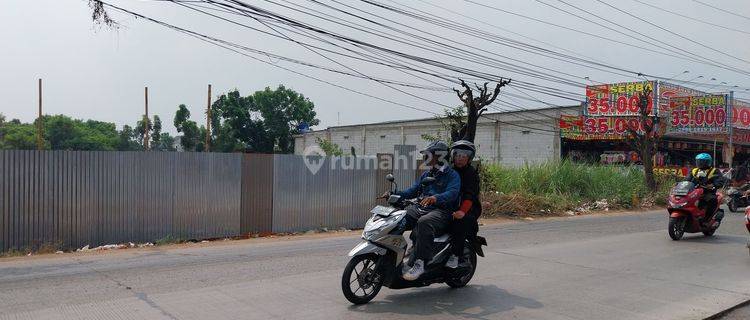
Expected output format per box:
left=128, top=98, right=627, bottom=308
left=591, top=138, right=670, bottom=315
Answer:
left=206, top=84, right=211, bottom=152
left=144, top=86, right=150, bottom=150
left=729, top=91, right=734, bottom=169
left=36, top=78, right=43, bottom=150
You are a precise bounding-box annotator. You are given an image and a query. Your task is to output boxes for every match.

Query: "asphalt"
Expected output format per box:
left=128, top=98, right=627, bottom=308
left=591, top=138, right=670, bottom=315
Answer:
left=0, top=208, right=748, bottom=320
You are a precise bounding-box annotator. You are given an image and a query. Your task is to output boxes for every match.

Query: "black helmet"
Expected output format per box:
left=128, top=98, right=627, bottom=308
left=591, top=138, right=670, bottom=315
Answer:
left=451, top=140, right=476, bottom=161
left=420, top=140, right=449, bottom=154
left=420, top=140, right=449, bottom=166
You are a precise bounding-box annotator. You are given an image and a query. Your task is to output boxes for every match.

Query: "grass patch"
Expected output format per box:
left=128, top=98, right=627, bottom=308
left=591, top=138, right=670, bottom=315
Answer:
left=0, top=242, right=63, bottom=258
left=154, top=235, right=183, bottom=246
left=480, top=160, right=674, bottom=216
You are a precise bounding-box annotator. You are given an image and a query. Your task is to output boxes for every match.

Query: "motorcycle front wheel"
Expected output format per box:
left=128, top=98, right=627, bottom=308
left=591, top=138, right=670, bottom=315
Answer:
left=669, top=216, right=686, bottom=240
left=341, top=254, right=383, bottom=305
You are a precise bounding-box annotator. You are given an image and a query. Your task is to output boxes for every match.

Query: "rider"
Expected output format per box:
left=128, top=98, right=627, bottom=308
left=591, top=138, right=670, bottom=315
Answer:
left=394, top=140, right=460, bottom=281
left=446, top=140, right=482, bottom=269
left=685, top=153, right=725, bottom=226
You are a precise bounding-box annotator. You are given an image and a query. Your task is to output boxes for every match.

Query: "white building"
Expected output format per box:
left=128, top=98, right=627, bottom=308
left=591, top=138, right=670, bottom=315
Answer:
left=294, top=105, right=579, bottom=166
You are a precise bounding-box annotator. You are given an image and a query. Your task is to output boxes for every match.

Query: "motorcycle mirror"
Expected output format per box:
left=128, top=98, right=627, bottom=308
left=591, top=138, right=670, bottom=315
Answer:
left=421, top=176, right=437, bottom=186
left=385, top=174, right=395, bottom=182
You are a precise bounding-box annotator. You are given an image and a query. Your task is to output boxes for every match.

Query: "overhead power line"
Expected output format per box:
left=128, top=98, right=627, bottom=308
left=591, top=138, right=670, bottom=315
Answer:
left=98, top=0, right=563, bottom=136
left=630, top=0, right=750, bottom=36
left=691, top=0, right=750, bottom=22
left=594, top=0, right=750, bottom=66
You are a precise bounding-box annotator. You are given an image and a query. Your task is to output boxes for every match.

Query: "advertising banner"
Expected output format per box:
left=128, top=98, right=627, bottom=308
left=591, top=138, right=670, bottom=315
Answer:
left=559, top=115, right=654, bottom=140
left=667, top=94, right=729, bottom=134
left=731, top=99, right=750, bottom=130
left=585, top=81, right=656, bottom=116
left=658, top=81, right=706, bottom=113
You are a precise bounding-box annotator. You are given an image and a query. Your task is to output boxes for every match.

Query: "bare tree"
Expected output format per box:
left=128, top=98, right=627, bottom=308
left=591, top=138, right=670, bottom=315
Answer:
left=625, top=88, right=659, bottom=192
left=453, top=79, right=511, bottom=142
left=89, top=0, right=119, bottom=29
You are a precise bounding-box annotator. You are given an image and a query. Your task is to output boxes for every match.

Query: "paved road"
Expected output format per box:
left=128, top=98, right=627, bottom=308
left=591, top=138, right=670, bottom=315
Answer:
left=1, top=209, right=748, bottom=320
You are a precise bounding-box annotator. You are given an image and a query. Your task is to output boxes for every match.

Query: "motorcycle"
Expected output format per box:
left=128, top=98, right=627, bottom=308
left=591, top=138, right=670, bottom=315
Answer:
left=341, top=174, right=487, bottom=305
left=667, top=181, right=725, bottom=240
left=745, top=207, right=750, bottom=256
left=726, top=183, right=750, bottom=212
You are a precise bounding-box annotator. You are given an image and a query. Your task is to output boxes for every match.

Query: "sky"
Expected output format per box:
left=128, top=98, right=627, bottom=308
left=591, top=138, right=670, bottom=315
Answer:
left=1, top=0, right=749, bottom=134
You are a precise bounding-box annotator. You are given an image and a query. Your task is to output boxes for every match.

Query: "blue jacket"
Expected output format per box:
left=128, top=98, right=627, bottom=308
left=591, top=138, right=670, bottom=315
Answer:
left=396, top=165, right=461, bottom=211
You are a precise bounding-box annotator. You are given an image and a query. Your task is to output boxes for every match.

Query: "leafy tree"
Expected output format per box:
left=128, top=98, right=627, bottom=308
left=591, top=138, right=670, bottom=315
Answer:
left=0, top=120, right=36, bottom=150
left=173, top=104, right=205, bottom=152
left=207, top=85, right=319, bottom=153
left=134, top=115, right=152, bottom=148
left=118, top=125, right=142, bottom=151
left=315, top=137, right=343, bottom=156
left=151, top=115, right=162, bottom=146
left=153, top=133, right=176, bottom=151
left=250, top=85, right=319, bottom=153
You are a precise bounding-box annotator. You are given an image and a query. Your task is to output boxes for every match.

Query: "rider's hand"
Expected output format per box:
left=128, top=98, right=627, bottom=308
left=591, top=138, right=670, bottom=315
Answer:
left=452, top=210, right=466, bottom=220
left=420, top=196, right=437, bottom=207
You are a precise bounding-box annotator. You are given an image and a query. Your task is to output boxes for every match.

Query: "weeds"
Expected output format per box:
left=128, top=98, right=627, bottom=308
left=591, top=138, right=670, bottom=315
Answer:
left=154, top=235, right=183, bottom=246
left=481, top=160, right=673, bottom=216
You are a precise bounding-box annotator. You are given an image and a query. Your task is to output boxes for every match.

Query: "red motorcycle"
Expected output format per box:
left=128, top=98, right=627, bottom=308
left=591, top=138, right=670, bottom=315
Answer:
left=667, top=181, right=724, bottom=240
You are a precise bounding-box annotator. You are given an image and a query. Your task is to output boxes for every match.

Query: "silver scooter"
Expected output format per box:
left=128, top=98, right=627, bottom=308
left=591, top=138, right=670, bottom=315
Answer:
left=341, top=174, right=487, bottom=305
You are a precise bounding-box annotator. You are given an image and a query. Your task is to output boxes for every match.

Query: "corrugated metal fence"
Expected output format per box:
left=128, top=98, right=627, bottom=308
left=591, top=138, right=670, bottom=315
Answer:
left=0, top=150, right=395, bottom=251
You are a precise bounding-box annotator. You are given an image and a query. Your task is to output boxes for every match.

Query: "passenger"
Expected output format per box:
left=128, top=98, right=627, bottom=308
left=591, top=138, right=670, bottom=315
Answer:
left=446, top=140, right=481, bottom=269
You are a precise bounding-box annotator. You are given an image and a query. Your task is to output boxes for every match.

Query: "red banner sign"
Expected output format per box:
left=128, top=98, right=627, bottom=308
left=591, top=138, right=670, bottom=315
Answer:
left=731, top=99, right=750, bottom=130
left=667, top=94, right=729, bottom=134
left=585, top=81, right=656, bottom=116
left=560, top=115, right=656, bottom=140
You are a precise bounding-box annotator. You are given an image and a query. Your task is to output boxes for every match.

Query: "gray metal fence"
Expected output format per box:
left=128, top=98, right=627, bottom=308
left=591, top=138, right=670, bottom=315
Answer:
left=0, top=150, right=241, bottom=251
left=271, top=155, right=378, bottom=233
left=0, top=151, right=391, bottom=251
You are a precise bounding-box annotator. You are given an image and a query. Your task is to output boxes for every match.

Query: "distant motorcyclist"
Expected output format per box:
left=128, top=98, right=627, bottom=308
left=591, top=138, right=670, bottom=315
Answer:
left=685, top=153, right=726, bottom=227
left=392, top=141, right=460, bottom=281
left=446, top=140, right=481, bottom=269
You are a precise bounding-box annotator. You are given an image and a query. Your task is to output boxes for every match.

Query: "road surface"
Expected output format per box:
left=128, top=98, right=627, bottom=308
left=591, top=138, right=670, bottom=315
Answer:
left=0, top=209, right=748, bottom=320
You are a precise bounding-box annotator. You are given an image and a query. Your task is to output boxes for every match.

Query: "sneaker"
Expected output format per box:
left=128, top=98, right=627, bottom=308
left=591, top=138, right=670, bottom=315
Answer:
left=403, top=259, right=424, bottom=281
left=446, top=254, right=459, bottom=269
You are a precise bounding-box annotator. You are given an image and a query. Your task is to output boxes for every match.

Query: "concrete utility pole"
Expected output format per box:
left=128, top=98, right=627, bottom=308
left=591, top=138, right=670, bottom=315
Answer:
left=37, top=78, right=44, bottom=150
left=206, top=84, right=212, bottom=152
left=144, top=87, right=150, bottom=150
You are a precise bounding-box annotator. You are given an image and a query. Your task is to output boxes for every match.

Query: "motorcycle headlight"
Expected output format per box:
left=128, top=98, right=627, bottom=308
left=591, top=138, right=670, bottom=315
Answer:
left=362, top=213, right=401, bottom=240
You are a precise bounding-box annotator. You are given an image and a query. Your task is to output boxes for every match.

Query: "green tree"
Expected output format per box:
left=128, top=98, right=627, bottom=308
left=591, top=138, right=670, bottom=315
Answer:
left=249, top=85, right=319, bottom=153
left=208, top=85, right=319, bottom=153
left=153, top=133, right=176, bottom=151
left=151, top=115, right=162, bottom=146
left=173, top=104, right=205, bottom=152
left=0, top=120, right=36, bottom=150
left=41, top=115, right=119, bottom=151
left=117, top=125, right=141, bottom=151
left=315, top=137, right=343, bottom=156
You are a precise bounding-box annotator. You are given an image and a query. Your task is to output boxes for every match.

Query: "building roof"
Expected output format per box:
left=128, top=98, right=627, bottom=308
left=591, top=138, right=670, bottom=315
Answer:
left=301, top=105, right=578, bottom=133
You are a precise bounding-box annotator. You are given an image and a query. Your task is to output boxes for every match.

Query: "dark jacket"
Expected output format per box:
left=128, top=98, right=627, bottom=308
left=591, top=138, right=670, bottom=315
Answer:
left=455, top=164, right=482, bottom=217
left=397, top=165, right=461, bottom=211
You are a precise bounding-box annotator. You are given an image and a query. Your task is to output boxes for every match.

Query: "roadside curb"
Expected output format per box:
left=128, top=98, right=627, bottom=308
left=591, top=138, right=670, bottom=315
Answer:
left=704, top=299, right=750, bottom=320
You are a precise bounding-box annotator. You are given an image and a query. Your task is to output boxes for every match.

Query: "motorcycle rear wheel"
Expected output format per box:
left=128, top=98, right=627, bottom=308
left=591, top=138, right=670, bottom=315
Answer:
left=342, top=254, right=383, bottom=305
left=728, top=199, right=739, bottom=213
left=668, top=216, right=686, bottom=241
left=703, top=220, right=720, bottom=236
left=446, top=251, right=477, bottom=288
